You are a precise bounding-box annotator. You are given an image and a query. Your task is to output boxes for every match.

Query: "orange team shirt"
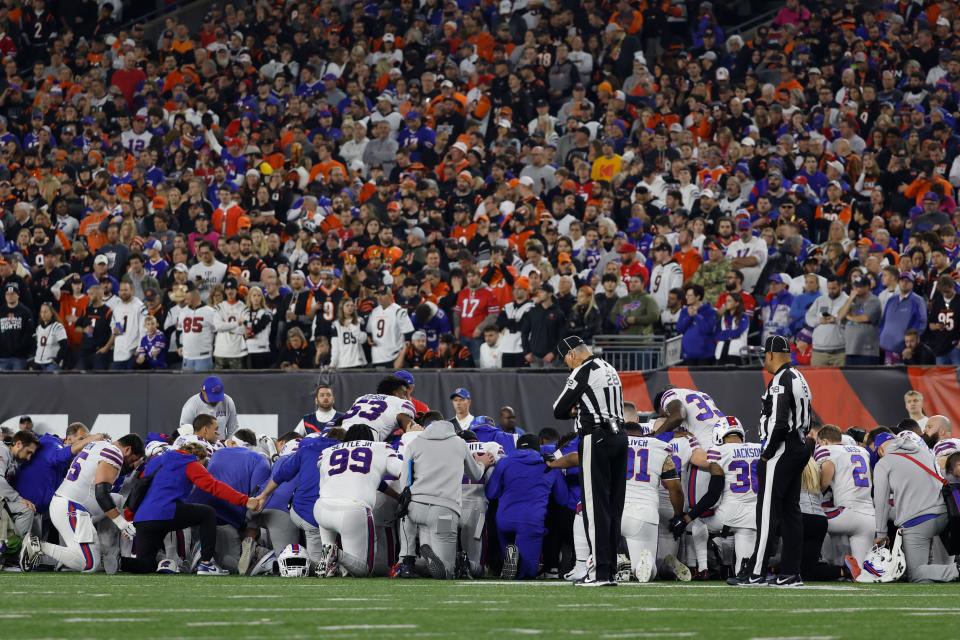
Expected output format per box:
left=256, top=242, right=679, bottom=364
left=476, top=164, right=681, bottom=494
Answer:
left=212, top=204, right=245, bottom=237
left=308, top=159, right=347, bottom=184
left=468, top=32, right=496, bottom=62
left=697, top=166, right=727, bottom=187
left=674, top=248, right=703, bottom=282
left=80, top=211, right=109, bottom=253
left=423, top=281, right=451, bottom=305
left=815, top=202, right=852, bottom=226
left=451, top=223, right=477, bottom=243
left=59, top=293, right=89, bottom=347
left=482, top=265, right=518, bottom=309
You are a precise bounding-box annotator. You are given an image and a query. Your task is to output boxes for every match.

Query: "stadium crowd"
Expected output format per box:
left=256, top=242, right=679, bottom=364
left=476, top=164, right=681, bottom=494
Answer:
left=2, top=375, right=958, bottom=584
left=0, top=0, right=958, bottom=371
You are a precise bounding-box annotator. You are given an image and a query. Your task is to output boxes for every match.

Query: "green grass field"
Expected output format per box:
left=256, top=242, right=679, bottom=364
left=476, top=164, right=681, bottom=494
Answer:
left=0, top=575, right=955, bottom=639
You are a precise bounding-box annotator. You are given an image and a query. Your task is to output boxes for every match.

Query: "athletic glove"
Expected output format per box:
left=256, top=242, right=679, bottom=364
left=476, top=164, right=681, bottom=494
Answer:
left=112, top=514, right=137, bottom=541
left=668, top=514, right=688, bottom=539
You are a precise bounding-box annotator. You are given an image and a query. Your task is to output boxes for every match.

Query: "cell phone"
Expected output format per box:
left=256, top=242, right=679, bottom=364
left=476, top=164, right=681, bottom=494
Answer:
left=821, top=308, right=830, bottom=317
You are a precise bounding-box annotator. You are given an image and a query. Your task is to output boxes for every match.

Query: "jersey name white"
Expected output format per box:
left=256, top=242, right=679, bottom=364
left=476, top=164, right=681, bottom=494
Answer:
left=318, top=440, right=402, bottom=509
left=624, top=436, right=673, bottom=524
left=706, top=442, right=762, bottom=529
left=462, top=441, right=504, bottom=502
left=341, top=394, right=416, bottom=441
left=660, top=388, right=725, bottom=445
left=55, top=441, right=124, bottom=517
left=814, top=444, right=875, bottom=516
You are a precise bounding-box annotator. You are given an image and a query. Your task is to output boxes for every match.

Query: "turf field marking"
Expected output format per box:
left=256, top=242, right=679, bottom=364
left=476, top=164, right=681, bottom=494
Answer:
left=224, top=594, right=284, bottom=598
left=64, top=617, right=148, bottom=623
left=187, top=621, right=274, bottom=627
left=600, top=633, right=696, bottom=638
left=316, top=625, right=418, bottom=631
left=0, top=614, right=28, bottom=618
left=749, top=636, right=837, bottom=640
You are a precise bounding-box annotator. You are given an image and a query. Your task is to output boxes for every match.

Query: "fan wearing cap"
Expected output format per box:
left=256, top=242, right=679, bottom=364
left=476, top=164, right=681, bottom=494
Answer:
left=0, top=282, right=35, bottom=370
left=82, top=254, right=120, bottom=295
left=725, top=216, right=768, bottom=292
left=212, top=277, right=248, bottom=369
left=177, top=282, right=218, bottom=372
left=397, top=110, right=437, bottom=164
left=812, top=181, right=852, bottom=244
left=178, top=375, right=239, bottom=442
left=367, top=284, right=416, bottom=367
left=730, top=335, right=813, bottom=587
left=834, top=274, right=882, bottom=366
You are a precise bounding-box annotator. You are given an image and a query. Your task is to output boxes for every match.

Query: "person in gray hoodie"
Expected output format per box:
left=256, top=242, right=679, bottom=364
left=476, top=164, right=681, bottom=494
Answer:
left=871, top=430, right=959, bottom=583
left=398, top=420, right=494, bottom=579
left=804, top=274, right=848, bottom=366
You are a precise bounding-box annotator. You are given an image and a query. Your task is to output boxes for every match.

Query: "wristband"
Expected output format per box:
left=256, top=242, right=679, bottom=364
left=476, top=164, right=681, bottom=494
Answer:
left=111, top=514, right=129, bottom=529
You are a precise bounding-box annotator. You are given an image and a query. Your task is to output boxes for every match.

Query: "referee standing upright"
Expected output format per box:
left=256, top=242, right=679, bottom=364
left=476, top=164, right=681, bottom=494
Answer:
left=551, top=336, right=626, bottom=587
left=731, top=335, right=813, bottom=587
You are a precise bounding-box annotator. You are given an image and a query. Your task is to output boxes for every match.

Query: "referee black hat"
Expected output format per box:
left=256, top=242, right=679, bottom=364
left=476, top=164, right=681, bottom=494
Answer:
left=763, top=335, right=791, bottom=354
left=557, top=335, right=585, bottom=357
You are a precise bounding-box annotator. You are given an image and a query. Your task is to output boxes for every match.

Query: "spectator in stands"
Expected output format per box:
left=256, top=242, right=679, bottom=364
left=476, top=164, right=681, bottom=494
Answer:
left=838, top=275, right=882, bottom=366
left=565, top=286, right=601, bottom=345
left=595, top=273, right=622, bottom=335
left=521, top=284, right=566, bottom=368
left=479, top=325, right=504, bottom=369
left=715, top=293, right=749, bottom=366
left=926, top=276, right=960, bottom=365
left=676, top=283, right=717, bottom=366
left=760, top=274, right=794, bottom=342
left=805, top=275, right=849, bottom=367
left=879, top=273, right=928, bottom=365
left=0, top=283, right=34, bottom=370
left=691, top=239, right=730, bottom=305
left=901, top=329, right=937, bottom=366
left=726, top=218, right=768, bottom=292
left=609, top=274, right=659, bottom=337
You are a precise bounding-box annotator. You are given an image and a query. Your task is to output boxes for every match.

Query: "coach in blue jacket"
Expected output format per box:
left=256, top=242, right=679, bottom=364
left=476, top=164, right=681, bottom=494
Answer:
left=470, top=415, right=517, bottom=453
left=486, top=434, right=569, bottom=580
left=14, top=425, right=102, bottom=515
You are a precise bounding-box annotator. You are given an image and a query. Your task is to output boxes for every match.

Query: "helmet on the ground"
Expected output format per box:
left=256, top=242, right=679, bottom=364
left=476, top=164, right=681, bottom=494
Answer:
left=859, top=531, right=906, bottom=583
left=278, top=544, right=310, bottom=578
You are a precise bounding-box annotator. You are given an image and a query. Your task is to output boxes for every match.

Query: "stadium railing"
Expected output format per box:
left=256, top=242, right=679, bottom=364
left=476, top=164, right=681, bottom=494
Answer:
left=591, top=334, right=683, bottom=372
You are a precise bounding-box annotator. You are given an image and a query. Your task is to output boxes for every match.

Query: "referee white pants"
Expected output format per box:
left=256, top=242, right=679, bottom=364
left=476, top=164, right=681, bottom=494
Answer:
left=621, top=510, right=658, bottom=581
left=826, top=508, right=875, bottom=564
left=42, top=495, right=101, bottom=573
left=315, top=497, right=375, bottom=577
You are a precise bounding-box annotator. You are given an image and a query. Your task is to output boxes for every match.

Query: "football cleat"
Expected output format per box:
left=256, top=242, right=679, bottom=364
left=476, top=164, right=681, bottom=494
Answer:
left=321, top=543, right=340, bottom=578
left=501, top=544, right=519, bottom=580
left=574, top=577, right=617, bottom=587
left=455, top=550, right=469, bottom=579
left=564, top=563, right=587, bottom=582
left=727, top=573, right=767, bottom=587
left=238, top=537, right=257, bottom=576
left=18, top=534, right=42, bottom=572
left=420, top=544, right=447, bottom=580
left=635, top=550, right=654, bottom=583
left=196, top=561, right=230, bottom=576
left=842, top=555, right=861, bottom=582
left=396, top=559, right=417, bottom=579
left=663, top=554, right=691, bottom=582
left=614, top=554, right=632, bottom=583
left=250, top=549, right=277, bottom=576
left=770, top=574, right=804, bottom=587
left=156, top=559, right=179, bottom=574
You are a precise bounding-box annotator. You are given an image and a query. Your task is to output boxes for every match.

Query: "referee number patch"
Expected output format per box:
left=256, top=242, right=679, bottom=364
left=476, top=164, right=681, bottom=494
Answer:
left=565, top=377, right=577, bottom=388
left=768, top=384, right=784, bottom=395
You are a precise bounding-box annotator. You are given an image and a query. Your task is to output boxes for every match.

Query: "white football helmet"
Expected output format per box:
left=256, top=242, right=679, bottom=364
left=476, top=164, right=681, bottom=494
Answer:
left=615, top=554, right=632, bottom=583
left=278, top=544, right=311, bottom=578
left=858, top=531, right=906, bottom=583
left=145, top=441, right=170, bottom=459
left=713, top=416, right=746, bottom=446
left=280, top=438, right=301, bottom=457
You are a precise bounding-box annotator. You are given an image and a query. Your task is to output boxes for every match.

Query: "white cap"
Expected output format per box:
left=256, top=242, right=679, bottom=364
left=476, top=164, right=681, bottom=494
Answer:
left=519, top=176, right=535, bottom=187
left=498, top=119, right=512, bottom=128
left=499, top=200, right=516, bottom=215
left=700, top=189, right=716, bottom=199
left=716, top=67, right=729, bottom=80
left=740, top=137, right=756, bottom=147
left=94, top=254, right=109, bottom=266
left=452, top=141, right=468, bottom=153
left=383, top=33, right=395, bottom=42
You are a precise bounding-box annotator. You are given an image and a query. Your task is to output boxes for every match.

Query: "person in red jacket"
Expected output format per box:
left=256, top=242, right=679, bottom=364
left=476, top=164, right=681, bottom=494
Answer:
left=454, top=266, right=500, bottom=362
left=618, top=243, right=649, bottom=289
left=121, top=441, right=263, bottom=575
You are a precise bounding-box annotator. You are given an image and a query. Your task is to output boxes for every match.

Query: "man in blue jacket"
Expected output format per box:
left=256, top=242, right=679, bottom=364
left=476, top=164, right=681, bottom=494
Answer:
left=486, top=434, right=569, bottom=579
left=189, top=429, right=271, bottom=573
left=676, top=283, right=718, bottom=365
left=14, top=423, right=101, bottom=516
left=879, top=272, right=928, bottom=364
left=470, top=415, right=517, bottom=453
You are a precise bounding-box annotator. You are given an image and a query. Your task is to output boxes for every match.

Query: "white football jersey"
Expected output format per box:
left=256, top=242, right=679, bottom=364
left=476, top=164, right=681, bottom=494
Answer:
left=55, top=441, right=124, bottom=517
left=624, top=436, right=674, bottom=524
left=318, top=440, right=402, bottom=509
left=706, top=441, right=762, bottom=529
left=34, top=321, right=67, bottom=364
left=659, top=434, right=702, bottom=517
left=462, top=441, right=504, bottom=502
left=813, top=444, right=874, bottom=516
left=366, top=303, right=415, bottom=364
left=177, top=305, right=217, bottom=358
left=341, top=394, right=416, bottom=441
left=934, top=438, right=960, bottom=459
left=659, top=388, right=725, bottom=446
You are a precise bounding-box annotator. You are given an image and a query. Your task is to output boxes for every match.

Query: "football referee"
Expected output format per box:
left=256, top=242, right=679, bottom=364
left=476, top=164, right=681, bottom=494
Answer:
left=731, top=335, right=813, bottom=587
left=550, top=336, right=626, bottom=587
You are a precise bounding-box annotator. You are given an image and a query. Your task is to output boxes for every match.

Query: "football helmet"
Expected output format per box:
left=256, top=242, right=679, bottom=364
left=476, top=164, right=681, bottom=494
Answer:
left=858, top=531, right=906, bottom=583
left=713, top=416, right=746, bottom=446
left=278, top=544, right=311, bottom=578
left=615, top=554, right=632, bottom=583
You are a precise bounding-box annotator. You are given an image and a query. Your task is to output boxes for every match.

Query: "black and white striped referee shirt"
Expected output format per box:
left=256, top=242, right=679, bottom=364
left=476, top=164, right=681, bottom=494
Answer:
left=553, top=356, right=624, bottom=432
left=758, top=362, right=812, bottom=455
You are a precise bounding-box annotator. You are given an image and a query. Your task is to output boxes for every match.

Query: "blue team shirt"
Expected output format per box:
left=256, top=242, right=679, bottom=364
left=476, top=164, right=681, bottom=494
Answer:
left=13, top=433, right=75, bottom=514
left=137, top=332, right=167, bottom=369
left=189, top=447, right=270, bottom=529
left=412, top=306, right=452, bottom=349
left=486, top=449, right=569, bottom=529
left=271, top=435, right=340, bottom=527
left=145, top=258, right=169, bottom=283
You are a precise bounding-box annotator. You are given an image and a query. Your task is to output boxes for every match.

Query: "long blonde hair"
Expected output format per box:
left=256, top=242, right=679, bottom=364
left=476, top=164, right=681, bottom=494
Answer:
left=801, top=458, right=820, bottom=494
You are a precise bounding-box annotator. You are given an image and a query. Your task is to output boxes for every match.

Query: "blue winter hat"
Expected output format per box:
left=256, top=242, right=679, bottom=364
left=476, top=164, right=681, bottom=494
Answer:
left=873, top=431, right=896, bottom=451
left=470, top=415, right=496, bottom=429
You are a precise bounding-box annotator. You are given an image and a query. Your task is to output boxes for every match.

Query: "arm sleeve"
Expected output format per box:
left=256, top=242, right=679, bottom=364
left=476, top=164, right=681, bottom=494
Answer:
left=179, top=398, right=195, bottom=429
left=226, top=398, right=239, bottom=438
left=689, top=472, right=724, bottom=520
left=550, top=469, right=570, bottom=506
left=872, top=462, right=891, bottom=537
left=185, top=461, right=249, bottom=506
left=271, top=451, right=301, bottom=484
left=552, top=365, right=590, bottom=420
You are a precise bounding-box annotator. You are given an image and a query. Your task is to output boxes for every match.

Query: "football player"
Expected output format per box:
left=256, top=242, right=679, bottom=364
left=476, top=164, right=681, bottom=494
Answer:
left=814, top=424, right=875, bottom=566
left=314, top=424, right=403, bottom=577
left=21, top=435, right=144, bottom=573
left=655, top=387, right=726, bottom=576
left=340, top=376, right=418, bottom=441
left=621, top=423, right=684, bottom=582
left=458, top=429, right=505, bottom=578
left=655, top=417, right=705, bottom=581
left=670, top=417, right=761, bottom=575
